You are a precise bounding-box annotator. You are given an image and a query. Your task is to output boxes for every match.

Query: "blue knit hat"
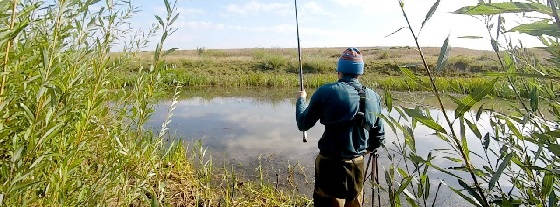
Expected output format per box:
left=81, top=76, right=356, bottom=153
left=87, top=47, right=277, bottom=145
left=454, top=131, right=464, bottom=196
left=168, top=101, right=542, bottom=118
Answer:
left=337, top=47, right=364, bottom=75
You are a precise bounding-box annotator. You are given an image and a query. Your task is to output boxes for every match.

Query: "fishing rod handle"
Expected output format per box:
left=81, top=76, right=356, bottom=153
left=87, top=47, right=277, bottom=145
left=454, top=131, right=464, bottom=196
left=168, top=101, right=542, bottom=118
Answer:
left=302, top=131, right=307, bottom=143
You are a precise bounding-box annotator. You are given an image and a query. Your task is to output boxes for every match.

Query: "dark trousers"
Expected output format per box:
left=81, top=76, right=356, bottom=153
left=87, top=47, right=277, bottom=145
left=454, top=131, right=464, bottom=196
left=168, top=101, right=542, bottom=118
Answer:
left=314, top=154, right=365, bottom=207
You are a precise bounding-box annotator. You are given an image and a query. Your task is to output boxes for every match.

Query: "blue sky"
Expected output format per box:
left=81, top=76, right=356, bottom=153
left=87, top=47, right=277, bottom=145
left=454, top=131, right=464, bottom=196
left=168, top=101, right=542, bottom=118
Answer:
left=127, top=0, right=543, bottom=51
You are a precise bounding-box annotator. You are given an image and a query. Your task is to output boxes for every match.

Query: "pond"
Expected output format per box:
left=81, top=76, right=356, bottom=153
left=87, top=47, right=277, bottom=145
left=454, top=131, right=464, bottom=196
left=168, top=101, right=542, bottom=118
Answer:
left=147, top=87, right=506, bottom=206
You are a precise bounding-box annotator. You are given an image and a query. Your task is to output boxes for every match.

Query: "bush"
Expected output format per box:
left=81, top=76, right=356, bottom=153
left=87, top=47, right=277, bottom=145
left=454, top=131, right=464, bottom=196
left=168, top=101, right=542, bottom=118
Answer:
left=255, top=53, right=290, bottom=71
left=378, top=51, right=391, bottom=59
left=302, top=57, right=335, bottom=74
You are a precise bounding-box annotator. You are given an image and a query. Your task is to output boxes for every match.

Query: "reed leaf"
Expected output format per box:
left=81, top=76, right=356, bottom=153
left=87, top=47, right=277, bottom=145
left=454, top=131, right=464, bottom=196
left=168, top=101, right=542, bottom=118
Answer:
left=454, top=2, right=551, bottom=15
left=489, top=152, right=513, bottom=190
left=510, top=21, right=560, bottom=37
left=403, top=107, right=447, bottom=134
left=421, top=0, right=441, bottom=31
left=453, top=78, right=498, bottom=118
left=435, top=35, right=450, bottom=72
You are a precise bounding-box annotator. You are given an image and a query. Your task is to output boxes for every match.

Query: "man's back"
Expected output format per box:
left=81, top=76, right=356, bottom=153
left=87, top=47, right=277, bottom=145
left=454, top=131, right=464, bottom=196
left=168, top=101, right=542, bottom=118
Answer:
left=296, top=76, right=384, bottom=159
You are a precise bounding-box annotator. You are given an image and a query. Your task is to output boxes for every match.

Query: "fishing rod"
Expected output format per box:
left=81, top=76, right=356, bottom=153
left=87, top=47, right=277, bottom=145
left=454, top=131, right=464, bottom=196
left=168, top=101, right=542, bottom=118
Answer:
left=294, top=0, right=307, bottom=143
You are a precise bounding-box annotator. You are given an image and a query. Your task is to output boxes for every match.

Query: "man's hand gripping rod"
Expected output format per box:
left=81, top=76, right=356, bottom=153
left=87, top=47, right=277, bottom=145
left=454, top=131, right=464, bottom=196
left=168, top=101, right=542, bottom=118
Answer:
left=294, top=0, right=307, bottom=143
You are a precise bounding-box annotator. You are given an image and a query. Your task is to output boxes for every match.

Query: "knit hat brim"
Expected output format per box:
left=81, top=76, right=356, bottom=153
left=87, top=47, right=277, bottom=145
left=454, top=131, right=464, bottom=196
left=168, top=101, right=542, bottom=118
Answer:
left=337, top=48, right=364, bottom=75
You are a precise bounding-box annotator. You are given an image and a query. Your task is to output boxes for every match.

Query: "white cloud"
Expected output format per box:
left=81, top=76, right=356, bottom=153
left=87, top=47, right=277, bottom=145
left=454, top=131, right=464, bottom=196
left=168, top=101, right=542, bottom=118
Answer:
left=181, top=21, right=225, bottom=30
left=179, top=7, right=205, bottom=16
left=303, top=1, right=332, bottom=17
left=155, top=6, right=205, bottom=16
left=226, top=1, right=291, bottom=16
left=178, top=20, right=293, bottom=34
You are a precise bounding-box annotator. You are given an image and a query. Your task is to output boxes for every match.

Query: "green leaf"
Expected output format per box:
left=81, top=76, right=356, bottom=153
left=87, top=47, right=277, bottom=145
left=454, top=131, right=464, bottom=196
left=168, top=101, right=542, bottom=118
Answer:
left=409, top=154, right=425, bottom=164
left=397, top=168, right=409, bottom=178
left=421, top=0, right=441, bottom=30
left=424, top=175, right=431, bottom=199
left=435, top=35, right=450, bottom=72
left=465, top=119, right=482, bottom=138
left=385, top=26, right=406, bottom=38
left=405, top=192, right=420, bottom=207
left=458, top=35, right=483, bottom=39
left=385, top=90, right=393, bottom=112
left=482, top=133, right=490, bottom=150
left=530, top=86, right=539, bottom=112
left=454, top=2, right=551, bottom=15
left=461, top=132, right=469, bottom=161
left=0, top=97, right=11, bottom=112
left=151, top=191, right=159, bottom=207
left=458, top=179, right=485, bottom=206
left=380, top=114, right=398, bottom=135
left=497, top=15, right=503, bottom=39
left=443, top=156, right=463, bottom=163
left=400, top=67, right=423, bottom=86
left=397, top=177, right=413, bottom=194
left=506, top=119, right=523, bottom=140
left=394, top=107, right=409, bottom=122
left=445, top=182, right=483, bottom=207
left=428, top=163, right=463, bottom=180
left=170, top=13, right=179, bottom=25
left=542, top=171, right=555, bottom=198
left=453, top=78, right=498, bottom=118
left=510, top=21, right=560, bottom=37
left=549, top=144, right=560, bottom=157
left=484, top=72, right=560, bottom=80
left=404, top=126, right=416, bottom=152
left=12, top=180, right=41, bottom=193
left=550, top=191, right=558, bottom=207
left=19, top=103, right=35, bottom=123
left=460, top=117, right=466, bottom=141
left=164, top=0, right=171, bottom=14
left=163, top=47, right=178, bottom=56
left=476, top=104, right=484, bottom=121
left=154, top=15, right=164, bottom=26
left=403, top=107, right=447, bottom=134
left=436, top=133, right=449, bottom=142
left=489, top=152, right=513, bottom=190
left=491, top=39, right=499, bottom=53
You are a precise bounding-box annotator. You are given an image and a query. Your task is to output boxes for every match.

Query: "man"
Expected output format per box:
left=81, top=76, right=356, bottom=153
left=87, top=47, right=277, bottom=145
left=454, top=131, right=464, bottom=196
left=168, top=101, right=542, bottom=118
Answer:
left=296, top=48, right=385, bottom=207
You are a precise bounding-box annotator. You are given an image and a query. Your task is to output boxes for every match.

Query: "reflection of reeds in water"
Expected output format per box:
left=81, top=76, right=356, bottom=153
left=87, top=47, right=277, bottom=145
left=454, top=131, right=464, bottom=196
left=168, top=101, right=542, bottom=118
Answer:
left=187, top=141, right=312, bottom=206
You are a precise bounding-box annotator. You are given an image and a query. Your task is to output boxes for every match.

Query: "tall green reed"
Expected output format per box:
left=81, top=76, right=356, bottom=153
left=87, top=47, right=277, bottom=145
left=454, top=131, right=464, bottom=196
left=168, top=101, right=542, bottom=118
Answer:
left=0, top=0, right=183, bottom=205
left=378, top=0, right=560, bottom=206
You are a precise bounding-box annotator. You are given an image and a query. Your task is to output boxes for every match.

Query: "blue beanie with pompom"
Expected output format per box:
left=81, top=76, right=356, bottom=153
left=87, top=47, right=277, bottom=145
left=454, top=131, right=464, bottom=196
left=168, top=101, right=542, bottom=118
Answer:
left=337, top=47, right=364, bottom=75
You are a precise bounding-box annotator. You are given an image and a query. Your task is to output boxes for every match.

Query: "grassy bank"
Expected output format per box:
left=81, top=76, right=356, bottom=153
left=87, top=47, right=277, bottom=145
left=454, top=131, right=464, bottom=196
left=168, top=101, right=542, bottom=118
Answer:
left=112, top=47, right=549, bottom=99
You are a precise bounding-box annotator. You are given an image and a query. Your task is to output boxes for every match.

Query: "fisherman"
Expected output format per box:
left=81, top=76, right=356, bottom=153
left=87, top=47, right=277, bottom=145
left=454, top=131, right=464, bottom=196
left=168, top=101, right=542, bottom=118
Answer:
left=296, top=48, right=385, bottom=207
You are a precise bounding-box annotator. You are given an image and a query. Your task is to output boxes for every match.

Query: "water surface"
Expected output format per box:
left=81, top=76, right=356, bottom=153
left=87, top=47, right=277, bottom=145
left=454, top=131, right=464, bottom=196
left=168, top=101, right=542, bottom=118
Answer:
left=147, top=88, right=506, bottom=206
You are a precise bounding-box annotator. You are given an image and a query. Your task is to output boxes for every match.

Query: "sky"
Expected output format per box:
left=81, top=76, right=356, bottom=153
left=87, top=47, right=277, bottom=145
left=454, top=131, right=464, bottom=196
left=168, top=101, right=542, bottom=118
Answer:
left=125, top=0, right=545, bottom=51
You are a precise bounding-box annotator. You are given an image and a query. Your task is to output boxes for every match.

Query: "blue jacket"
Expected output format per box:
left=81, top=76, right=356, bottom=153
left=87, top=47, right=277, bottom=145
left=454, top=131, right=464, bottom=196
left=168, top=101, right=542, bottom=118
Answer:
left=296, top=77, right=385, bottom=159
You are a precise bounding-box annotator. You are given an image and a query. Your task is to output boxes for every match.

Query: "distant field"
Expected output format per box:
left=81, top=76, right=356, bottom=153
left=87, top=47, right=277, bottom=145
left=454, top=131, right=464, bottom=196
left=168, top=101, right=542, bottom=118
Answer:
left=112, top=47, right=550, bottom=98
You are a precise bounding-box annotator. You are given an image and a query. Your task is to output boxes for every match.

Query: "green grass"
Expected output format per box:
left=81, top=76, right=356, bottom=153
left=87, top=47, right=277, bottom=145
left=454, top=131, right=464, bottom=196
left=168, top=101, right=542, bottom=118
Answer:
left=112, top=63, right=520, bottom=99
left=111, top=47, right=542, bottom=99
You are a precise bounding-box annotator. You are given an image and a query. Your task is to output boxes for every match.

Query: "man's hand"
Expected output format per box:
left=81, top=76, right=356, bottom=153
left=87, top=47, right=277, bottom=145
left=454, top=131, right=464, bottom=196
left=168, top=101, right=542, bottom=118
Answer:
left=297, top=90, right=307, bottom=99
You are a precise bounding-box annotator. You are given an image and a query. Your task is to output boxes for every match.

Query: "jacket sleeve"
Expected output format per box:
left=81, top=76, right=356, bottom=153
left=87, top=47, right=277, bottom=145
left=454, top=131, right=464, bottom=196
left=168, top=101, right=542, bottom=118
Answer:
left=368, top=116, right=385, bottom=150
left=367, top=93, right=385, bottom=151
left=296, top=90, right=321, bottom=131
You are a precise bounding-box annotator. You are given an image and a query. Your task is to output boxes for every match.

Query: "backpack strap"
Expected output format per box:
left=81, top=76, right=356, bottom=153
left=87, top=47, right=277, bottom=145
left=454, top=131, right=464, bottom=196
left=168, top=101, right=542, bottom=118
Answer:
left=347, top=83, right=371, bottom=131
